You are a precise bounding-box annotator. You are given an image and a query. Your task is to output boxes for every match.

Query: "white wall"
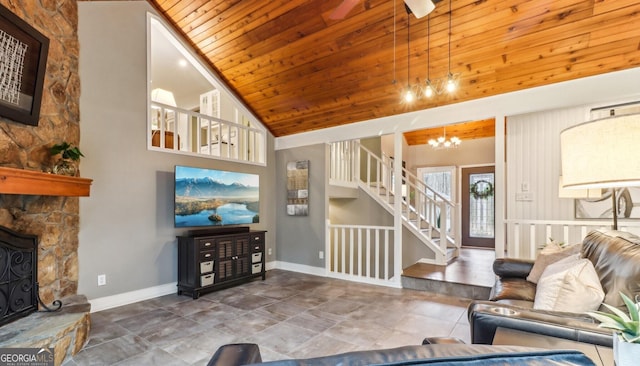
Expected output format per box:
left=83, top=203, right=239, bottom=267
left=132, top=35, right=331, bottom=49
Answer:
left=506, top=106, right=588, bottom=221
left=78, top=1, right=276, bottom=302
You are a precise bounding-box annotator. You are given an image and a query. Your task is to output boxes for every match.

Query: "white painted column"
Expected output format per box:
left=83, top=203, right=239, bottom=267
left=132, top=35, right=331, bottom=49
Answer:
left=494, top=114, right=506, bottom=258
left=393, top=131, right=403, bottom=282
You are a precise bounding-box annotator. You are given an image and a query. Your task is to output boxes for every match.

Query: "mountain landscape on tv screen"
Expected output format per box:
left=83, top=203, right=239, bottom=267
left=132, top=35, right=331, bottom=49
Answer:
left=175, top=176, right=259, bottom=227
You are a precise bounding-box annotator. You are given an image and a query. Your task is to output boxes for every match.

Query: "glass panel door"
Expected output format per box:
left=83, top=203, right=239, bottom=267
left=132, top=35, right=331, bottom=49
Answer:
left=462, top=166, right=495, bottom=248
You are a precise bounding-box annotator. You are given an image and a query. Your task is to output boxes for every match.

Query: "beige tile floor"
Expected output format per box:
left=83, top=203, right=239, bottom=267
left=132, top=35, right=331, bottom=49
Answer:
left=64, top=270, right=473, bottom=365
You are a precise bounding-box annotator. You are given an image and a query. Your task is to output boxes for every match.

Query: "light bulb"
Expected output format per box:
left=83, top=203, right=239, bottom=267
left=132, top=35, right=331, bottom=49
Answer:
left=437, top=136, right=445, bottom=143
left=446, top=76, right=456, bottom=93
left=404, top=89, right=414, bottom=102
left=444, top=141, right=451, bottom=147
left=425, top=84, right=434, bottom=98
left=428, top=139, right=436, bottom=146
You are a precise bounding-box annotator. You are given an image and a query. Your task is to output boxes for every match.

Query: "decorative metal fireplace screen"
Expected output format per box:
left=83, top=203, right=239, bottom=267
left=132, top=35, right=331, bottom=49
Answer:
left=0, top=225, right=38, bottom=327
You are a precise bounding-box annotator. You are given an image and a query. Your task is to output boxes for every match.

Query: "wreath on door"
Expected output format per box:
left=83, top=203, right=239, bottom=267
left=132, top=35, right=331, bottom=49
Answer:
left=470, top=180, right=494, bottom=200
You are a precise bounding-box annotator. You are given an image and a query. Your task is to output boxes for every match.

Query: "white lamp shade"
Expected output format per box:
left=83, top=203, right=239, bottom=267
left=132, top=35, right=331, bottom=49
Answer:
left=404, top=0, right=436, bottom=19
left=558, top=176, right=601, bottom=198
left=151, top=88, right=177, bottom=107
left=560, top=113, right=640, bottom=189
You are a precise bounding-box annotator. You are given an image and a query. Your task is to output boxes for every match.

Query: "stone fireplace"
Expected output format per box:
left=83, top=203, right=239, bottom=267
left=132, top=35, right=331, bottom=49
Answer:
left=0, top=0, right=90, bottom=363
left=0, top=0, right=81, bottom=303
left=0, top=169, right=92, bottom=364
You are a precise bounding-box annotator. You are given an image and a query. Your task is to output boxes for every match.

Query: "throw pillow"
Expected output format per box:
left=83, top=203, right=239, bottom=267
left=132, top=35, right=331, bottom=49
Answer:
left=533, top=254, right=604, bottom=312
left=526, top=243, right=581, bottom=284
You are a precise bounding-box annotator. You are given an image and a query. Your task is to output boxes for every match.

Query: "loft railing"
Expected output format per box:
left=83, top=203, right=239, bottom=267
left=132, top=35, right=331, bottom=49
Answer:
left=149, top=101, right=266, bottom=165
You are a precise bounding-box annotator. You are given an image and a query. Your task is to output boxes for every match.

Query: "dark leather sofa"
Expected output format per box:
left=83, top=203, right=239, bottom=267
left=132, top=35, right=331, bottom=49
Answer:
left=468, top=229, right=640, bottom=347
left=207, top=342, right=595, bottom=365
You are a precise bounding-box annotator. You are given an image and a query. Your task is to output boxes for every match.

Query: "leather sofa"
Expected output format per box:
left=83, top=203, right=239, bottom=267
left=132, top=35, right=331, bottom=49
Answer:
left=468, top=229, right=640, bottom=347
left=206, top=342, right=595, bottom=365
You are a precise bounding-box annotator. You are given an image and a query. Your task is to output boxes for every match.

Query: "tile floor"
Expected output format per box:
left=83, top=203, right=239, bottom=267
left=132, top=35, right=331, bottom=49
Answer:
left=65, top=270, right=473, bottom=365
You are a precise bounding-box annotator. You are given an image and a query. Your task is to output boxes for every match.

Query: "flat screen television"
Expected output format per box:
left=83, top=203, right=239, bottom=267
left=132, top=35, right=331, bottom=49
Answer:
left=174, top=165, right=259, bottom=228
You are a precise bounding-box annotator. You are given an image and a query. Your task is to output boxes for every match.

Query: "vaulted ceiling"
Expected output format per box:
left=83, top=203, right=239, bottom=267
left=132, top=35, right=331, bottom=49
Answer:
left=149, top=0, right=640, bottom=138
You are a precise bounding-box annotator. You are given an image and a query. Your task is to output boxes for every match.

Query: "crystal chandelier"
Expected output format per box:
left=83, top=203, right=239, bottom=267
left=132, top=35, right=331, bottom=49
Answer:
left=428, top=127, right=461, bottom=149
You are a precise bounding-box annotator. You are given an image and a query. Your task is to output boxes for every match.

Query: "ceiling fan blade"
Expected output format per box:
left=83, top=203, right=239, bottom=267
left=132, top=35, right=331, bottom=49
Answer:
left=329, top=0, right=360, bottom=20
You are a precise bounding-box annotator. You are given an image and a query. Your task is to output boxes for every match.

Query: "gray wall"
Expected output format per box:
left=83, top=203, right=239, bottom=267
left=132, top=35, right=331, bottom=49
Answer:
left=78, top=1, right=276, bottom=299
left=276, top=144, right=326, bottom=268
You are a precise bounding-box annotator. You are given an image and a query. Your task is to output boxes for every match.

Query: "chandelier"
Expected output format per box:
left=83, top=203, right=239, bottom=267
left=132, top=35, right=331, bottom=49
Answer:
left=397, top=0, right=460, bottom=102
left=428, top=126, right=461, bottom=149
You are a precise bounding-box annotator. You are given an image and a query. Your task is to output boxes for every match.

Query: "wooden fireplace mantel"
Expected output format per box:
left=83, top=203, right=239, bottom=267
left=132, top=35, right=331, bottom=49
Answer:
left=0, top=167, right=92, bottom=197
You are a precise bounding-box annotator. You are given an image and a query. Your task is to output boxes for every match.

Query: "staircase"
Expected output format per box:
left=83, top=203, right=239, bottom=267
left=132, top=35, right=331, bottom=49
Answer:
left=330, top=140, right=460, bottom=266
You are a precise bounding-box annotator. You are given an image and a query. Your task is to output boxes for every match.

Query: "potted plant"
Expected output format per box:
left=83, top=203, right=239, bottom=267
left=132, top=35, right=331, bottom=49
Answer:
left=587, top=292, right=640, bottom=366
left=50, top=142, right=84, bottom=176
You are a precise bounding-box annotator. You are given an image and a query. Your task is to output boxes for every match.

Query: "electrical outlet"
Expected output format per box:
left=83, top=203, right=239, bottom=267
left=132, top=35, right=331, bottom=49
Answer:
left=268, top=248, right=272, bottom=255
left=97, top=274, right=106, bottom=286
left=319, top=251, right=324, bottom=259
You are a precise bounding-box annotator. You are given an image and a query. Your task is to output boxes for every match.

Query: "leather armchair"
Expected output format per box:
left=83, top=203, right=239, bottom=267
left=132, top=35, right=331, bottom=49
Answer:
left=468, top=229, right=640, bottom=348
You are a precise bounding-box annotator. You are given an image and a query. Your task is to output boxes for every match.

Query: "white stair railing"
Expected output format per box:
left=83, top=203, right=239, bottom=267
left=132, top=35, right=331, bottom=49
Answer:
left=394, top=159, right=460, bottom=253
left=329, top=140, right=459, bottom=265
left=329, top=140, right=358, bottom=187
left=326, top=221, right=399, bottom=287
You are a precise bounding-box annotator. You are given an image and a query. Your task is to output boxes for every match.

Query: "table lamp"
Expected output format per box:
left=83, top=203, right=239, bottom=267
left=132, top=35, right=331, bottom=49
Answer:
left=560, top=113, right=640, bottom=230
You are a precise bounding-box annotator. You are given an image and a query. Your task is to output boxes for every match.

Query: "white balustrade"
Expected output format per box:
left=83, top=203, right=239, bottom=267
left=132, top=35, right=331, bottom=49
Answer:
left=505, top=219, right=640, bottom=259
left=326, top=221, right=398, bottom=287
left=149, top=101, right=265, bottom=165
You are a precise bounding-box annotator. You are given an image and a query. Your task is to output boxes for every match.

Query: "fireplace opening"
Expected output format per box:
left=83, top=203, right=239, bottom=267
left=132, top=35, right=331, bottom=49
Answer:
left=0, top=225, right=38, bottom=327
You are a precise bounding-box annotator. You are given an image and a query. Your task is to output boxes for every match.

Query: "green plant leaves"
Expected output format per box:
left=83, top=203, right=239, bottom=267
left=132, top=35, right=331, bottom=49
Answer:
left=50, top=142, right=84, bottom=161
left=587, top=292, right=640, bottom=344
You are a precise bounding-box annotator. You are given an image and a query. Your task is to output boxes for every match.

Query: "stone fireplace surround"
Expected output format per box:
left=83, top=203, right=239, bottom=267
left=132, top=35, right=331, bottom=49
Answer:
left=0, top=192, right=91, bottom=364
left=0, top=169, right=93, bottom=364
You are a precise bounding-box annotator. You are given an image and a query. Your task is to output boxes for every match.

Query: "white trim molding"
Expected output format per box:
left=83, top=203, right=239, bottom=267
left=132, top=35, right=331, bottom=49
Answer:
left=89, top=282, right=177, bottom=313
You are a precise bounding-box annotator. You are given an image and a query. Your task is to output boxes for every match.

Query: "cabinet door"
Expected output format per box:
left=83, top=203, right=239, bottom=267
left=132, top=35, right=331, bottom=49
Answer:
left=234, top=236, right=250, bottom=277
left=217, top=238, right=235, bottom=282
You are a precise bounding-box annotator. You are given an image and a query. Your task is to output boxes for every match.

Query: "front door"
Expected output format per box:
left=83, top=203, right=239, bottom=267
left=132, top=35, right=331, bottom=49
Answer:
left=461, top=166, right=495, bottom=248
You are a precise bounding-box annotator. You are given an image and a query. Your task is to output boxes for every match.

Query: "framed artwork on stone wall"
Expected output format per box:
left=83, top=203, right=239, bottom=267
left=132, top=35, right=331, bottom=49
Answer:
left=287, top=160, right=309, bottom=216
left=0, top=4, right=49, bottom=126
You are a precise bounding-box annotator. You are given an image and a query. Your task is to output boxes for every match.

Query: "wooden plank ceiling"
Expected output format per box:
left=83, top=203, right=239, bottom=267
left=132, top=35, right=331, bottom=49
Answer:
left=403, top=118, right=495, bottom=145
left=150, top=0, right=640, bottom=138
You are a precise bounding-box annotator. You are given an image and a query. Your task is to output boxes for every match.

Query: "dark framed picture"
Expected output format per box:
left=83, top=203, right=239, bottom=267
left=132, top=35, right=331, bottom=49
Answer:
left=0, top=5, right=49, bottom=126
left=287, top=160, right=309, bottom=216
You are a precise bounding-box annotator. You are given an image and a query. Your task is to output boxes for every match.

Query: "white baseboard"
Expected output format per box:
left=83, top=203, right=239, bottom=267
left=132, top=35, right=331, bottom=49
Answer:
left=89, top=282, right=177, bottom=313
left=269, top=260, right=326, bottom=276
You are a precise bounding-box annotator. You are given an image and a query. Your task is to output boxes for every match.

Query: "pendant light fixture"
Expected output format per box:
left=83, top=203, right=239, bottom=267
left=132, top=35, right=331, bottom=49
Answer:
left=397, top=0, right=458, bottom=101
left=424, top=14, right=434, bottom=98
left=445, top=0, right=457, bottom=93
left=404, top=10, right=414, bottom=103
left=423, top=0, right=460, bottom=97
